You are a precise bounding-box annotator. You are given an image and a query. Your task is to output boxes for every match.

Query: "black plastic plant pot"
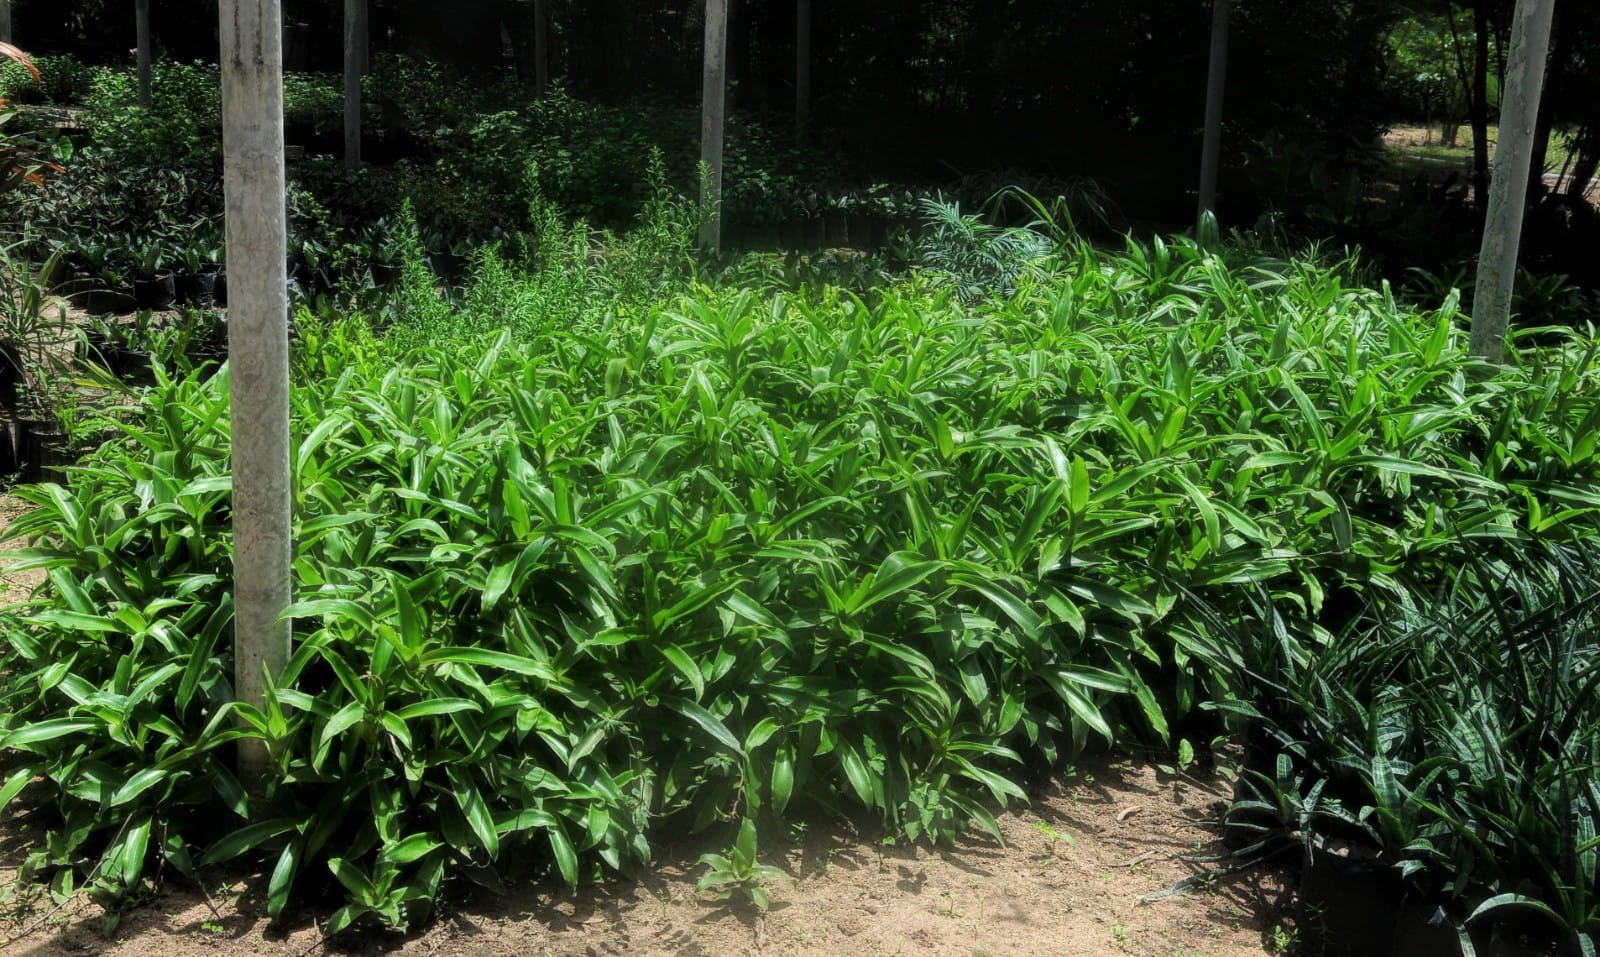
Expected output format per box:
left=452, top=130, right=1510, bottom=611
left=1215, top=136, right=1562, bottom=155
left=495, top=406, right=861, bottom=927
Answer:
left=1464, top=913, right=1567, bottom=957
left=1298, top=846, right=1404, bottom=957
left=370, top=262, right=401, bottom=287
left=133, top=273, right=177, bottom=310
left=422, top=251, right=467, bottom=281
left=1388, top=898, right=1460, bottom=957
left=803, top=216, right=827, bottom=251
left=0, top=415, right=22, bottom=476
left=176, top=268, right=220, bottom=308
left=83, top=286, right=136, bottom=316
left=744, top=222, right=781, bottom=252
left=18, top=417, right=70, bottom=485
left=779, top=218, right=805, bottom=250
left=56, top=267, right=98, bottom=306
left=824, top=211, right=849, bottom=248
left=0, top=353, right=21, bottom=412
left=107, top=348, right=155, bottom=386
left=847, top=213, right=875, bottom=248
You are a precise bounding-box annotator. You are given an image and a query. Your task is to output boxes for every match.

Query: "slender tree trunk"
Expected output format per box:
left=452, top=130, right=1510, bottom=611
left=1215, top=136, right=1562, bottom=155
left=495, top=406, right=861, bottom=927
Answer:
left=698, top=0, right=728, bottom=252
left=534, top=0, right=548, bottom=96
left=1526, top=0, right=1561, bottom=205
left=1446, top=4, right=1471, bottom=148
left=220, top=0, right=292, bottom=798
left=1471, top=0, right=1491, bottom=207
left=1563, top=143, right=1597, bottom=200
left=0, top=1, right=12, bottom=44
left=1197, top=0, right=1231, bottom=225
left=795, top=0, right=810, bottom=140
left=343, top=0, right=366, bottom=168
left=136, top=0, right=153, bottom=108
left=1471, top=0, right=1556, bottom=363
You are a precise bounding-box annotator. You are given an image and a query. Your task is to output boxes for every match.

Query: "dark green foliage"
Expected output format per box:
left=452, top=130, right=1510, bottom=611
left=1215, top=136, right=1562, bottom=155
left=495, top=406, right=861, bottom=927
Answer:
left=1190, top=544, right=1600, bottom=951
left=4, top=239, right=1600, bottom=934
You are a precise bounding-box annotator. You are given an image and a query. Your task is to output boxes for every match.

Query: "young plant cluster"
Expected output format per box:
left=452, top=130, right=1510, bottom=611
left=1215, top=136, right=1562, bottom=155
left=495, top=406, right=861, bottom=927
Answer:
left=2, top=237, right=1599, bottom=936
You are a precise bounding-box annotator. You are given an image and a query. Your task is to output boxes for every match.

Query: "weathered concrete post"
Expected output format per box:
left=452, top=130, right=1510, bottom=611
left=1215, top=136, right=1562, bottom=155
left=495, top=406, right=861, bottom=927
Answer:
left=220, top=0, right=292, bottom=798
left=343, top=0, right=366, bottom=167
left=1470, top=0, right=1556, bottom=363
left=136, top=0, right=152, bottom=108
left=0, top=1, right=13, bottom=45
left=698, top=0, right=729, bottom=252
left=1197, top=0, right=1230, bottom=225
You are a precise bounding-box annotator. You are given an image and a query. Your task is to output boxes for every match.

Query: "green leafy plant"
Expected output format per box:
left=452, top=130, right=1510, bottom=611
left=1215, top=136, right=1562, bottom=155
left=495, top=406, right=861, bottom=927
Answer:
left=3, top=232, right=1599, bottom=935
left=0, top=43, right=65, bottom=195
left=696, top=818, right=788, bottom=911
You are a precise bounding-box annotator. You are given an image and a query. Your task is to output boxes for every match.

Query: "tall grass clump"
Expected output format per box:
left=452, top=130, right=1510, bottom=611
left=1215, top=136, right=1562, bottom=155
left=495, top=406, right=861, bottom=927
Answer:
left=383, top=152, right=697, bottom=354
left=3, top=235, right=1599, bottom=932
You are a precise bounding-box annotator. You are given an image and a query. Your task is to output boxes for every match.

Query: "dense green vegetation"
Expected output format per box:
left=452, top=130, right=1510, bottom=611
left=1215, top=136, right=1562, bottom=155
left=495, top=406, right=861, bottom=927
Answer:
left=3, top=223, right=1600, bottom=946
left=1, top=2, right=1598, bottom=950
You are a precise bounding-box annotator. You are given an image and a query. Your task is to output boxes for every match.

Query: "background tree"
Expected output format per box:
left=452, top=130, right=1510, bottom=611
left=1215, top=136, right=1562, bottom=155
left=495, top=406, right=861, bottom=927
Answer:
left=1472, top=0, right=1556, bottom=361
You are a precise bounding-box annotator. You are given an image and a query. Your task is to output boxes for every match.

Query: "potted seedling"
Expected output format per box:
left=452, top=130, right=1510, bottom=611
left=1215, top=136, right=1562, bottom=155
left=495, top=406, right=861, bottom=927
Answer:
left=424, top=231, right=472, bottom=284
left=86, top=246, right=135, bottom=315
left=80, top=310, right=157, bottom=384
left=132, top=237, right=177, bottom=310
left=0, top=245, right=66, bottom=412
left=175, top=231, right=223, bottom=308
left=823, top=191, right=849, bottom=248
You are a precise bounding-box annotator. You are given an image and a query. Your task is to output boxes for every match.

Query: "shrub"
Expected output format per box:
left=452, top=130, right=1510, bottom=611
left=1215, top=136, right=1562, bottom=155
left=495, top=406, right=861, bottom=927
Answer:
left=3, top=240, right=1599, bottom=934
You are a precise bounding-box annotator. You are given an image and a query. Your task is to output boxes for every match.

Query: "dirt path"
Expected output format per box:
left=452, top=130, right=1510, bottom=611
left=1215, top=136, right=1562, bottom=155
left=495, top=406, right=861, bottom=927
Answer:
left=0, top=493, right=1293, bottom=957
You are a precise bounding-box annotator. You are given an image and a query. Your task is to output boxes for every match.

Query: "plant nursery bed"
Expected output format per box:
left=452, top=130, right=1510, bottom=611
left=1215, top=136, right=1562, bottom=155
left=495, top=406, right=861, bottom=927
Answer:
left=0, top=756, right=1295, bottom=957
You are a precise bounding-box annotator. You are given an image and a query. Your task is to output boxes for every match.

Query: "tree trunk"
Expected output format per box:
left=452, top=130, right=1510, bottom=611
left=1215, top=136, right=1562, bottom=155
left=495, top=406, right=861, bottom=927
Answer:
left=1471, top=0, right=1491, bottom=207
left=136, top=0, right=153, bottom=108
left=1563, top=146, right=1597, bottom=201
left=344, top=0, right=366, bottom=168
left=795, top=0, right=810, bottom=140
left=1197, top=0, right=1231, bottom=225
left=1471, top=0, right=1556, bottom=363
left=1525, top=0, right=1562, bottom=206
left=0, top=1, right=12, bottom=44
left=534, top=0, right=549, bottom=97
left=699, top=0, right=728, bottom=252
left=220, top=0, right=292, bottom=798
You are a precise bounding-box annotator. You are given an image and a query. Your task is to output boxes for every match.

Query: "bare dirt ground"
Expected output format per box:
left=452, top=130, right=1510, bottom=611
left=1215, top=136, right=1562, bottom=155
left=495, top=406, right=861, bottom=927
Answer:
left=0, top=494, right=45, bottom=604
left=1, top=493, right=1295, bottom=957
left=1382, top=125, right=1599, bottom=201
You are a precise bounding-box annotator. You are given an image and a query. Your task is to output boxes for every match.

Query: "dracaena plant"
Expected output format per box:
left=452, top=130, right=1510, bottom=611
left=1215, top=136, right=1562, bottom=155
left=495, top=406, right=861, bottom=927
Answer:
left=3, top=232, right=1599, bottom=937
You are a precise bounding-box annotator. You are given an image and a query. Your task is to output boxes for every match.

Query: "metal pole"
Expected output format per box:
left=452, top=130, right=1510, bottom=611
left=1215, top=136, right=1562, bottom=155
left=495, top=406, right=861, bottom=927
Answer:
left=1470, top=0, right=1556, bottom=362
left=1197, top=0, right=1231, bottom=224
left=220, top=0, right=292, bottom=799
left=698, top=0, right=728, bottom=252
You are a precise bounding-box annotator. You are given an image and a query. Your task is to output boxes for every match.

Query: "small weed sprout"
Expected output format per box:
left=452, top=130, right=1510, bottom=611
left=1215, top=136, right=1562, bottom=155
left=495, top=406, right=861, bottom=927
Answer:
left=696, top=819, right=787, bottom=912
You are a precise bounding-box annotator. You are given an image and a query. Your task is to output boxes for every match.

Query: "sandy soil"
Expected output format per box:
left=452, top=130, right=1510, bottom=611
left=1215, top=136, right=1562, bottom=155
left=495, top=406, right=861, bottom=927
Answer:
left=0, top=755, right=1293, bottom=957
left=0, top=494, right=45, bottom=605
